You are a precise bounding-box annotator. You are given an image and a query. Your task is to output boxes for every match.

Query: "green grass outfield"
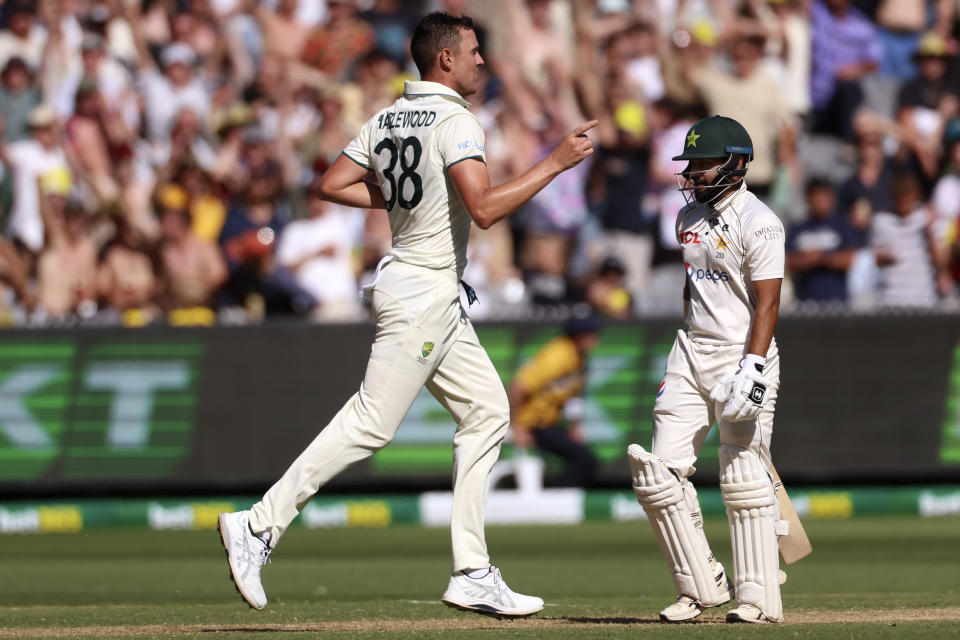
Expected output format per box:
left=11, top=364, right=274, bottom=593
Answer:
left=1, top=516, right=958, bottom=639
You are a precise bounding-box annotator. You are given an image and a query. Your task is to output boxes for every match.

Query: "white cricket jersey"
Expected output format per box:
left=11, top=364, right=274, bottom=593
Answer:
left=677, top=181, right=785, bottom=346
left=343, top=80, right=486, bottom=277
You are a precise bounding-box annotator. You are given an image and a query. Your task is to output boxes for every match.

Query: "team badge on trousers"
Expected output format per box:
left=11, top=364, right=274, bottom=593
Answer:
left=417, top=342, right=435, bottom=364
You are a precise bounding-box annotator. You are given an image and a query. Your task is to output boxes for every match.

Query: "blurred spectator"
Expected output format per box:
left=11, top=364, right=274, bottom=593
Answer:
left=584, top=99, right=654, bottom=305
left=870, top=174, right=948, bottom=308
left=64, top=78, right=131, bottom=205
left=53, top=32, right=138, bottom=132
left=931, top=119, right=960, bottom=282
left=219, top=159, right=315, bottom=317
left=0, top=57, right=40, bottom=143
left=516, top=114, right=591, bottom=306
left=174, top=162, right=227, bottom=244
left=35, top=194, right=97, bottom=320
left=127, top=2, right=210, bottom=142
left=584, top=255, right=632, bottom=319
left=276, top=181, right=361, bottom=321
left=895, top=32, right=960, bottom=181
left=508, top=314, right=600, bottom=488
left=0, top=105, right=69, bottom=255
left=810, top=0, right=881, bottom=140
left=98, top=217, right=159, bottom=325
left=248, top=0, right=311, bottom=64
left=765, top=0, right=812, bottom=118
left=874, top=0, right=925, bottom=80
left=786, top=178, right=860, bottom=303
left=836, top=129, right=895, bottom=230
left=359, top=0, right=420, bottom=66
left=0, top=0, right=45, bottom=71
left=157, top=185, right=227, bottom=321
left=687, top=34, right=796, bottom=199
left=299, top=0, right=375, bottom=81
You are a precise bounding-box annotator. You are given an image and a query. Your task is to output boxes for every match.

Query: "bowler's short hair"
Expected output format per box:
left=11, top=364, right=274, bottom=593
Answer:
left=410, top=12, right=475, bottom=77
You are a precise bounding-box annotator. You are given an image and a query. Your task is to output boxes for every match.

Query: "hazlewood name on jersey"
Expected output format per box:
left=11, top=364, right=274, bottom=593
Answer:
left=344, top=80, right=487, bottom=277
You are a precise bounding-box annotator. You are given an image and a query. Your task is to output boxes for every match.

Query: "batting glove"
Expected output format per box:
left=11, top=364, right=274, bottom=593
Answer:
left=712, top=354, right=771, bottom=422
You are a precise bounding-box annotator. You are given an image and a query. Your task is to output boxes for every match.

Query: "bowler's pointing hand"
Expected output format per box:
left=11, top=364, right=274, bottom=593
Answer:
left=550, top=120, right=597, bottom=172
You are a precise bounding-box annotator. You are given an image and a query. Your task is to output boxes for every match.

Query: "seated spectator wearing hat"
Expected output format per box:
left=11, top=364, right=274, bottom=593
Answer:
left=508, top=315, right=601, bottom=488
left=124, top=1, right=209, bottom=141
left=786, top=179, right=861, bottom=303
left=0, top=105, right=69, bottom=255
left=35, top=192, right=98, bottom=321
left=896, top=32, right=960, bottom=181
left=0, top=56, right=40, bottom=142
left=156, top=184, right=227, bottom=324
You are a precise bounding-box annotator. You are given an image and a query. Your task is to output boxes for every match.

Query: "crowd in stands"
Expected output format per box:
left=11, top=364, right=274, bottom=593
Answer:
left=0, top=0, right=958, bottom=326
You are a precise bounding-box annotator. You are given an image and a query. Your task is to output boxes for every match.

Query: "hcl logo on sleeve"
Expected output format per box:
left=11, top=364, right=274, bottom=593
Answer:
left=685, top=263, right=731, bottom=283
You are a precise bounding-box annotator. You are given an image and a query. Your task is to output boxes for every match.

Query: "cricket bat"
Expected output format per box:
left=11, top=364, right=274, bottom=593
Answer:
left=771, top=464, right=812, bottom=564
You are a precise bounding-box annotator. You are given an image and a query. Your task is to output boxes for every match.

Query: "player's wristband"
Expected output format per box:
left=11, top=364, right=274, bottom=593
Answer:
left=741, top=353, right=766, bottom=373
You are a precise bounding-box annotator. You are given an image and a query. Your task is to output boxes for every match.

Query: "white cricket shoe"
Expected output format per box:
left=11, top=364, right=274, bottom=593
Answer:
left=726, top=603, right=782, bottom=623
left=218, top=510, right=272, bottom=610
left=659, top=563, right=734, bottom=622
left=441, top=566, right=544, bottom=618
left=659, top=596, right=705, bottom=622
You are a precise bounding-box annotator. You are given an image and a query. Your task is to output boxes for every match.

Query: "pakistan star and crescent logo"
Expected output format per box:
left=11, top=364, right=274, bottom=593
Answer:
left=686, top=129, right=701, bottom=148
left=421, top=342, right=434, bottom=358
left=715, top=235, right=729, bottom=251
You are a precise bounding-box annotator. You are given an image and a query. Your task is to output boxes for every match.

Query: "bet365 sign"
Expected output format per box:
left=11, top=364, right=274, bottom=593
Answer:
left=0, top=341, right=203, bottom=481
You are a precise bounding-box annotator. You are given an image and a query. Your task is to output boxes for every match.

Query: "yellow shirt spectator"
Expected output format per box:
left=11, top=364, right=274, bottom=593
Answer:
left=512, top=335, right=586, bottom=431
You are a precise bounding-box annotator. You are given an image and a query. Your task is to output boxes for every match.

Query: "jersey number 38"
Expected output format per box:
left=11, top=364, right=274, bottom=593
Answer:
left=375, top=136, right=424, bottom=211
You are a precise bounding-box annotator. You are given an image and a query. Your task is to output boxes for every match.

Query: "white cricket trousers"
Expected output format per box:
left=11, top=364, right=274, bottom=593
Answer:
left=652, top=330, right=780, bottom=477
left=249, top=260, right=509, bottom=572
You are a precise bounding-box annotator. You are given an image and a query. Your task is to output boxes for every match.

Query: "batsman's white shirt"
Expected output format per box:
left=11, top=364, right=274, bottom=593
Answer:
left=653, top=182, right=785, bottom=477
left=677, top=181, right=785, bottom=347
left=344, top=80, right=485, bottom=277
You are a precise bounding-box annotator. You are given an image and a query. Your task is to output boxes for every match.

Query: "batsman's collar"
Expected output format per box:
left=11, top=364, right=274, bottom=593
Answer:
left=712, top=179, right=748, bottom=212
left=403, top=80, right=471, bottom=108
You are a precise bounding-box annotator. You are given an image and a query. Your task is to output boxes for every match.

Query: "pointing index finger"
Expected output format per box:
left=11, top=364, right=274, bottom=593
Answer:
left=573, top=120, right=599, bottom=136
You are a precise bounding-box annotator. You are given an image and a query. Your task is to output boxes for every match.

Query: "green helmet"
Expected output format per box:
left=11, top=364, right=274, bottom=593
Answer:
left=672, top=115, right=754, bottom=162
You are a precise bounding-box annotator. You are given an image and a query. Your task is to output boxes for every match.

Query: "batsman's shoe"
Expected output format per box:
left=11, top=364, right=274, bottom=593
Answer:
left=726, top=603, right=782, bottom=624
left=218, top=510, right=272, bottom=610
left=659, top=596, right=704, bottom=622
left=660, top=567, right=734, bottom=622
left=441, top=566, right=544, bottom=618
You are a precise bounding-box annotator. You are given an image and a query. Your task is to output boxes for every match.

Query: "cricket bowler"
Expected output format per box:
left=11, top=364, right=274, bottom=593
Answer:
left=217, top=12, right=595, bottom=617
left=627, top=115, right=787, bottom=623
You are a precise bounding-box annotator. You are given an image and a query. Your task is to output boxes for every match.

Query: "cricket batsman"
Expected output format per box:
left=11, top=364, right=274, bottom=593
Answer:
left=217, top=12, right=595, bottom=617
left=627, top=115, right=787, bottom=623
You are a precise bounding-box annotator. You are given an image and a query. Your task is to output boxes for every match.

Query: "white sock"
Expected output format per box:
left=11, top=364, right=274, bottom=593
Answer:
left=463, top=567, right=490, bottom=579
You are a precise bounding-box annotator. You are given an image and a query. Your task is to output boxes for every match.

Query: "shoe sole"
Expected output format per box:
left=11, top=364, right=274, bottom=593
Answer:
left=441, top=597, right=542, bottom=619
left=217, top=514, right=266, bottom=611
